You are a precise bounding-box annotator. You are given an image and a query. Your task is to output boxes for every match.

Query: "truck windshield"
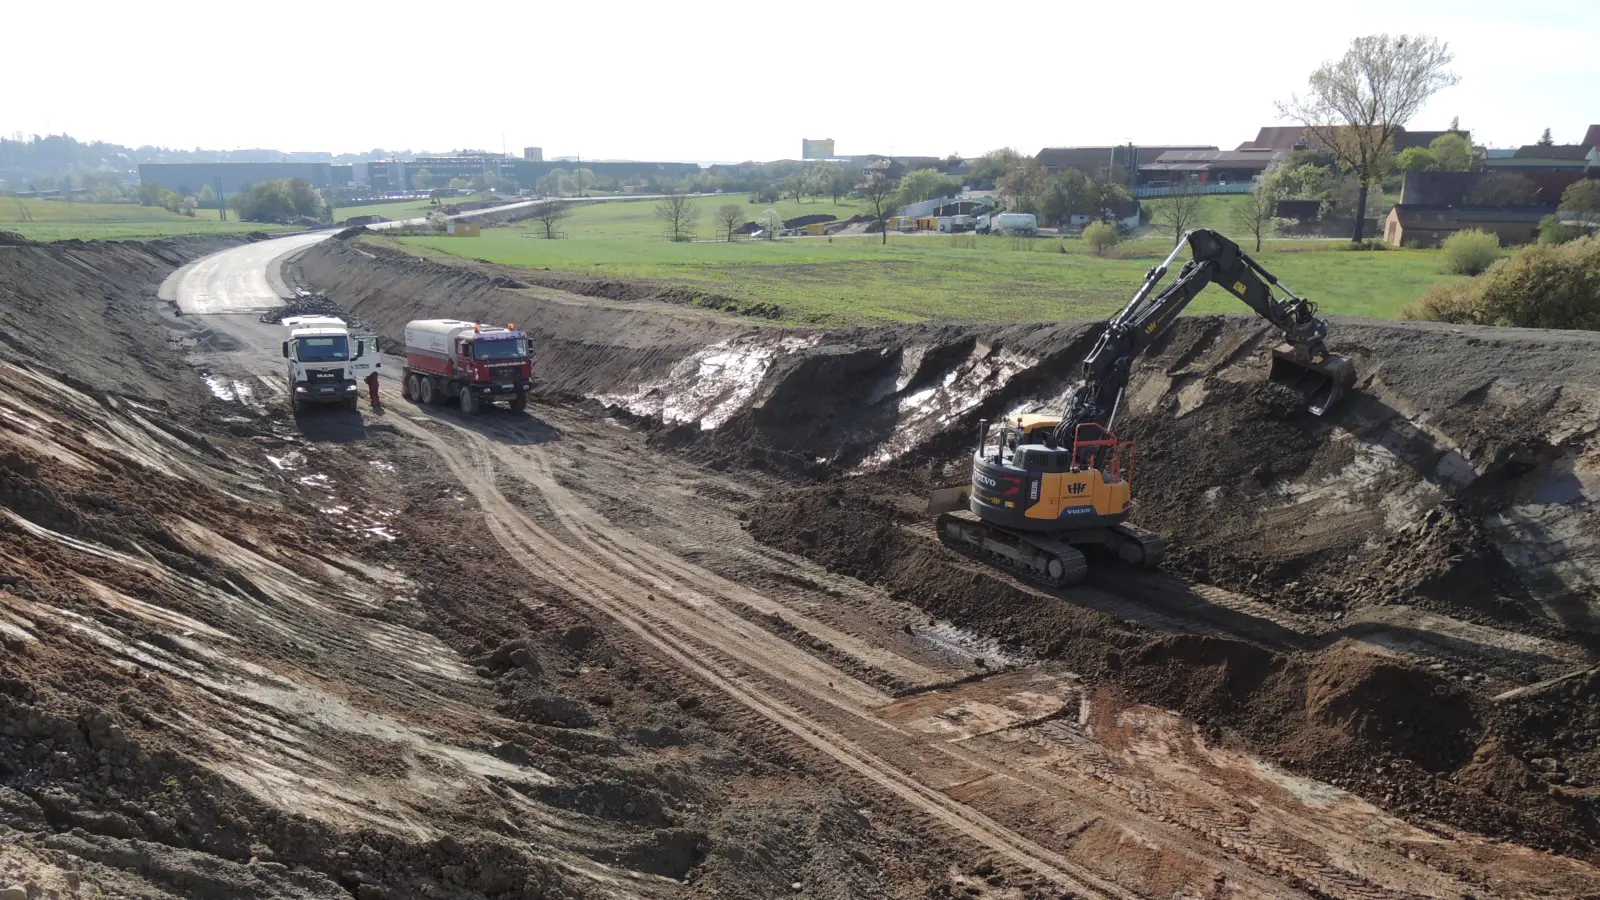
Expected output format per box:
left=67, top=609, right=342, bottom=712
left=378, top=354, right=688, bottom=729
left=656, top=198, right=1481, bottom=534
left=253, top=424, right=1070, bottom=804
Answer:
left=473, top=339, right=528, bottom=361
left=295, top=335, right=349, bottom=362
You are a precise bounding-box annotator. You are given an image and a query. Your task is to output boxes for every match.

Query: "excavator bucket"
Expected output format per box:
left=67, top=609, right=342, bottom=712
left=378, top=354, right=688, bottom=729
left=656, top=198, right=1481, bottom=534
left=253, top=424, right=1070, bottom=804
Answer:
left=1268, top=343, right=1357, bottom=416
left=925, top=485, right=971, bottom=516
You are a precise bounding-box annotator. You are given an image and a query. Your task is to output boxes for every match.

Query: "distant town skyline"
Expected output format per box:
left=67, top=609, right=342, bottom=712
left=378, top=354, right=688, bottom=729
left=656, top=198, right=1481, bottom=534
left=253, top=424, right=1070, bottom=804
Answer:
left=6, top=0, right=1595, bottom=161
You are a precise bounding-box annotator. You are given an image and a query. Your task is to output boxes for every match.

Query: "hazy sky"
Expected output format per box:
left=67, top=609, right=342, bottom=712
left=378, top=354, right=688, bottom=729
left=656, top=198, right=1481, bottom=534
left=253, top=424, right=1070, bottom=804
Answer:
left=6, top=0, right=1595, bottom=160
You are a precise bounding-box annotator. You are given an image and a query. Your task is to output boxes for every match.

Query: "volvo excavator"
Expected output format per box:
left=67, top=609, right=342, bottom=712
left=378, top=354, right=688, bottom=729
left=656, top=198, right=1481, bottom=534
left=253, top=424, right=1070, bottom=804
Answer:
left=927, top=228, right=1357, bottom=586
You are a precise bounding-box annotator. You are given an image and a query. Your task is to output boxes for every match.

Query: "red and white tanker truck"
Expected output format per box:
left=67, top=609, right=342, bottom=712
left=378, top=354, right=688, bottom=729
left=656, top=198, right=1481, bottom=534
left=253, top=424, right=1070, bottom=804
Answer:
left=401, top=319, right=533, bottom=414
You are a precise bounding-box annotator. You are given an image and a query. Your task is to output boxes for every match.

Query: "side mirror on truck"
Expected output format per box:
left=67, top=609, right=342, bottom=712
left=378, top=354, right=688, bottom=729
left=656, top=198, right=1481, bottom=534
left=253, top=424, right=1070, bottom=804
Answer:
left=281, top=341, right=289, bottom=359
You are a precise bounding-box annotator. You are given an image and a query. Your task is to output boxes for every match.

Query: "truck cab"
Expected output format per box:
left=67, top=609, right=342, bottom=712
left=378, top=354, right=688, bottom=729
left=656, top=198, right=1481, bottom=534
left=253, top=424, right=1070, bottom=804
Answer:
left=281, top=315, right=376, bottom=414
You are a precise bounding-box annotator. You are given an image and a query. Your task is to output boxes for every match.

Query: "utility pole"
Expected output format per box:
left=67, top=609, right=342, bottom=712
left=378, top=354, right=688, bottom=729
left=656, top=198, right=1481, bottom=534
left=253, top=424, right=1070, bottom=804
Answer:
left=216, top=177, right=226, bottom=221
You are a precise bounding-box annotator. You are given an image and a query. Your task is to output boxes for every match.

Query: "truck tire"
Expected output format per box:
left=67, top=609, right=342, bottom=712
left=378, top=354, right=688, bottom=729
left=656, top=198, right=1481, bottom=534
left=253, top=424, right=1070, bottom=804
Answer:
left=292, top=397, right=305, bottom=417
left=459, top=386, right=478, bottom=415
left=344, top=396, right=359, bottom=411
left=509, top=392, right=528, bottom=412
left=419, top=376, right=436, bottom=405
left=402, top=374, right=415, bottom=402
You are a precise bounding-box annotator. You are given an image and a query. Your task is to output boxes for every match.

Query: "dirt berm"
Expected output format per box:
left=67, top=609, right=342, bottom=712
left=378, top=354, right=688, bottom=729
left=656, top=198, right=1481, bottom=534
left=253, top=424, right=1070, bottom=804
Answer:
left=295, top=237, right=1600, bottom=860
left=0, top=237, right=955, bottom=898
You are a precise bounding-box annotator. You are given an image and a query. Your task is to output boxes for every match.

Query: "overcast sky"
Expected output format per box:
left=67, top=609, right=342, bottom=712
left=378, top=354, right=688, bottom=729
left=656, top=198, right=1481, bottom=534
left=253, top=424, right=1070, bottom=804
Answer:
left=6, top=0, right=1594, bottom=160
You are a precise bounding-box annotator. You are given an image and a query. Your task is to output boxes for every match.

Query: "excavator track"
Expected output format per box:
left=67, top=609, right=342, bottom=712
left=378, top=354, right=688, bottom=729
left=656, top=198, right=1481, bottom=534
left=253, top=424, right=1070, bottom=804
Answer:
left=937, top=510, right=1090, bottom=587
left=1109, top=522, right=1166, bottom=568
left=935, top=511, right=1167, bottom=588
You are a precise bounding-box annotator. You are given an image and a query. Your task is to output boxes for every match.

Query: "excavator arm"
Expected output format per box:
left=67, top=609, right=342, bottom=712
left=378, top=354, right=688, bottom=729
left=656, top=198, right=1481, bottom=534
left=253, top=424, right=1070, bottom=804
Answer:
left=1052, top=228, right=1354, bottom=446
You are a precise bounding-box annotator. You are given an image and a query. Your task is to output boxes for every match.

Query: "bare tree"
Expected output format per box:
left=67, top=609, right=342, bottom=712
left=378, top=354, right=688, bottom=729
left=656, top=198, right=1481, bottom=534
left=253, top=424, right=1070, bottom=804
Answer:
left=715, top=203, right=745, bottom=241
left=860, top=170, right=900, bottom=245
left=532, top=200, right=569, bottom=239
left=1151, top=177, right=1203, bottom=245
left=1229, top=183, right=1274, bottom=252
left=1278, top=34, right=1459, bottom=243
left=654, top=190, right=700, bottom=242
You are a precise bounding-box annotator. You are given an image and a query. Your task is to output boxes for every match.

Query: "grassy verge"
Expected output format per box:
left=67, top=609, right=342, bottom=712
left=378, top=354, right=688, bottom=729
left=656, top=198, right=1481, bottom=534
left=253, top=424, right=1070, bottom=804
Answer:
left=384, top=193, right=1463, bottom=326
left=1, top=197, right=293, bottom=241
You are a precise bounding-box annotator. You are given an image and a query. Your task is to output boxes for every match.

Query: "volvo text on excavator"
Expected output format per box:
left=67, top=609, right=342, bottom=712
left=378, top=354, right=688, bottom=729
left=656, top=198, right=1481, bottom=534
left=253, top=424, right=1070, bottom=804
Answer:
left=926, top=228, right=1357, bottom=586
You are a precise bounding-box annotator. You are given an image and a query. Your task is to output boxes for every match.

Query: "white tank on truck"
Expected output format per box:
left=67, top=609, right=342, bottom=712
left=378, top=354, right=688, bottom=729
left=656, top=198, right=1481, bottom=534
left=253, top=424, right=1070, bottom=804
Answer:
left=401, top=318, right=533, bottom=414
left=992, top=213, right=1038, bottom=235
left=280, top=315, right=378, bottom=415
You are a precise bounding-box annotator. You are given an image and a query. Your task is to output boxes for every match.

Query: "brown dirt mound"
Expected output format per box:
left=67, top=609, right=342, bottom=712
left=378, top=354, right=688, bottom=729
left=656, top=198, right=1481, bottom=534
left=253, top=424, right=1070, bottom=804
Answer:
left=748, top=479, right=1600, bottom=857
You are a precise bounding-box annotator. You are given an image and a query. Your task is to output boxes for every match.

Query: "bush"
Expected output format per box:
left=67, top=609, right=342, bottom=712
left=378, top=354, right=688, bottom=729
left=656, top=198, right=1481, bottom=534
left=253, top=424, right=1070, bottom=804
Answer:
left=1538, top=214, right=1584, bottom=245
left=1439, top=229, right=1501, bottom=275
left=1082, top=221, right=1120, bottom=256
left=1402, top=236, right=1600, bottom=330
left=1401, top=279, right=1484, bottom=323
left=1476, top=236, right=1600, bottom=329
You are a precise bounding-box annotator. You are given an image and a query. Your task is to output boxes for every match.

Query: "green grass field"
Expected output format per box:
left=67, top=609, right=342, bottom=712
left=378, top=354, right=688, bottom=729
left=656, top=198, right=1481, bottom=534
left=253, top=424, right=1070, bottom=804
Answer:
left=386, top=193, right=1461, bottom=325
left=0, top=197, right=293, bottom=241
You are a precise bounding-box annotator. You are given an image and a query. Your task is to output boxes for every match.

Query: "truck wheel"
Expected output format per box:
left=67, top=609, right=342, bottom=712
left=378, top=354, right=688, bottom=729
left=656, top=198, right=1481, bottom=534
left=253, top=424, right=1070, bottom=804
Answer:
left=509, top=392, right=528, bottom=412
left=291, top=397, right=304, bottom=417
left=402, top=375, right=415, bottom=402
left=459, top=386, right=479, bottom=415
left=419, top=377, right=436, bottom=405
left=344, top=395, right=359, bottom=411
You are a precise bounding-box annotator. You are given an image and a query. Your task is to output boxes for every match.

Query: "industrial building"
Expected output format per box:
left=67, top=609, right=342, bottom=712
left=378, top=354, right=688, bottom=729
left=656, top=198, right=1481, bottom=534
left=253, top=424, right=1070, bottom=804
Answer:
left=136, top=161, right=333, bottom=195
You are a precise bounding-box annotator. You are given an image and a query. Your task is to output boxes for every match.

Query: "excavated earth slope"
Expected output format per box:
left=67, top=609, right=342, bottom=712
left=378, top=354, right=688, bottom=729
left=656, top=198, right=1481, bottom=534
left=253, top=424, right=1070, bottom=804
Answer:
left=296, top=235, right=1600, bottom=865
left=0, top=237, right=956, bottom=899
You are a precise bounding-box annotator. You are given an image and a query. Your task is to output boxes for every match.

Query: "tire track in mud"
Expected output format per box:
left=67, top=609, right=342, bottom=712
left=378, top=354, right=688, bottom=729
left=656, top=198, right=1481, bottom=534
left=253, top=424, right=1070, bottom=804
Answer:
left=386, top=412, right=1137, bottom=900
left=380, top=410, right=1516, bottom=900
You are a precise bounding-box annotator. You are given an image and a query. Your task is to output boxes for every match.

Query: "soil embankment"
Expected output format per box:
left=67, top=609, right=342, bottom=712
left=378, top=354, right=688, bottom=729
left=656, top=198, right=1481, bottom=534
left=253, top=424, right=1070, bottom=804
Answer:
left=0, top=237, right=951, bottom=899
left=295, top=239, right=1600, bottom=860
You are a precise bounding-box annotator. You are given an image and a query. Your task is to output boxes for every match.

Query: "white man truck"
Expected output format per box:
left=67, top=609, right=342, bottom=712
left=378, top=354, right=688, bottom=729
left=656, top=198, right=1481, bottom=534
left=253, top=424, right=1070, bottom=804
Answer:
left=401, top=319, right=533, bottom=414
left=280, top=315, right=379, bottom=415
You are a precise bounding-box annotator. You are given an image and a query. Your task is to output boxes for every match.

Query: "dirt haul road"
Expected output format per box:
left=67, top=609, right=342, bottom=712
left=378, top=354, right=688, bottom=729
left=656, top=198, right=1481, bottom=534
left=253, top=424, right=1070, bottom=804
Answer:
left=144, top=238, right=1600, bottom=898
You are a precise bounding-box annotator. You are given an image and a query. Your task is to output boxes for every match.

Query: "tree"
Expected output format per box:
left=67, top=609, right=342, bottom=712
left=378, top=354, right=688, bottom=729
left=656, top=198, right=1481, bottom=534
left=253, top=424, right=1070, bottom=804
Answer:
left=1537, top=128, right=1554, bottom=147
left=450, top=177, right=471, bottom=190
left=1558, top=179, right=1600, bottom=221
left=898, top=168, right=960, bottom=205
left=539, top=167, right=570, bottom=195
left=532, top=200, right=569, bottom=238
left=1396, top=147, right=1438, bottom=173
left=859, top=170, right=900, bottom=245
left=1230, top=183, right=1276, bottom=252
left=199, top=183, right=217, bottom=208
left=760, top=207, right=783, bottom=239
left=1278, top=34, right=1459, bottom=243
left=1151, top=176, right=1203, bottom=245
left=654, top=190, right=699, bottom=241
left=715, top=203, right=745, bottom=241
left=1082, top=222, right=1120, bottom=256
left=997, top=161, right=1048, bottom=214
left=825, top=164, right=854, bottom=204
left=573, top=167, right=595, bottom=197
left=469, top=174, right=489, bottom=191
left=410, top=168, right=432, bottom=191
left=1428, top=133, right=1472, bottom=171
left=1449, top=115, right=1459, bottom=131
left=138, top=180, right=165, bottom=206
left=967, top=147, right=1024, bottom=190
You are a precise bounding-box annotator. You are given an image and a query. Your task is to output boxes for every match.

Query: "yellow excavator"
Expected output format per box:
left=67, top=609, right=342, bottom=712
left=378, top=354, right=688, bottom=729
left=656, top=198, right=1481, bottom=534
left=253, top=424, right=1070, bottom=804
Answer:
left=927, top=228, right=1356, bottom=586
